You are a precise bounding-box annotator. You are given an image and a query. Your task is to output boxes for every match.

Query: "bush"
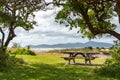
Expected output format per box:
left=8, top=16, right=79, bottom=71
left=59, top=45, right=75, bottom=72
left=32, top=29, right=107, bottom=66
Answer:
left=7, top=55, right=25, bottom=65
left=97, top=63, right=120, bottom=79
left=97, top=43, right=120, bottom=79
left=0, top=48, right=29, bottom=71
left=12, top=48, right=36, bottom=55
left=0, top=54, right=26, bottom=71
left=111, top=48, right=120, bottom=63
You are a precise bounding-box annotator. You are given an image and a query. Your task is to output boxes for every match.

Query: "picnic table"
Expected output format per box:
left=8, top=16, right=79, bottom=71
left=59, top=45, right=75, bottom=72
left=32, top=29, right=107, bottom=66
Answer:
left=62, top=51, right=99, bottom=65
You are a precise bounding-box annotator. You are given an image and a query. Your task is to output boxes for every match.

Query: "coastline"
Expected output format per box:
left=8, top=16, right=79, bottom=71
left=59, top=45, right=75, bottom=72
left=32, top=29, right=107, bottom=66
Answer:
left=30, top=48, right=65, bottom=52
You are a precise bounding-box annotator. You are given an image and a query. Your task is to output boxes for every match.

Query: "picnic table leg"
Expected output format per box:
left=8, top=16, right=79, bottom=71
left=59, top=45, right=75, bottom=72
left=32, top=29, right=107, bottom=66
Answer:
left=68, top=59, right=70, bottom=64
left=85, top=59, right=92, bottom=65
left=88, top=59, right=91, bottom=64
left=85, top=59, right=87, bottom=64
left=73, top=58, right=76, bottom=64
left=67, top=58, right=75, bottom=64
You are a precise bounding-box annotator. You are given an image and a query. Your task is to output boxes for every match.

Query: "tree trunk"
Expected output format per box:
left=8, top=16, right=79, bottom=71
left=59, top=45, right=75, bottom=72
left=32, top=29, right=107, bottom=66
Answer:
left=0, top=47, right=8, bottom=68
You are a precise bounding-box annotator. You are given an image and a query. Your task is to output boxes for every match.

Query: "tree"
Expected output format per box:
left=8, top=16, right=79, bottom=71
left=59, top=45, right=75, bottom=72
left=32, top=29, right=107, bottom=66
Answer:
left=12, top=43, right=21, bottom=48
left=0, top=0, right=48, bottom=67
left=0, top=0, right=49, bottom=48
left=55, top=0, right=120, bottom=40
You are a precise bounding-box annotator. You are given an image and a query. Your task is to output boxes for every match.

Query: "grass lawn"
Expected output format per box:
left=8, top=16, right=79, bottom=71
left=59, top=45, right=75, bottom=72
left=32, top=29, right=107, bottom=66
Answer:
left=0, top=54, right=117, bottom=80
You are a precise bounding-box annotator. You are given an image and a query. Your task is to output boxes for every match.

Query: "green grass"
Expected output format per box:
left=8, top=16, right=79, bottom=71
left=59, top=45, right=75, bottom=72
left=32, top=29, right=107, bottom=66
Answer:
left=0, top=55, right=117, bottom=80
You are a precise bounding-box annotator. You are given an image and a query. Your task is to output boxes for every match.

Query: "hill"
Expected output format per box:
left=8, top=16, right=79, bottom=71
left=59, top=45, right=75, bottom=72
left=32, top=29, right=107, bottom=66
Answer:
left=29, top=41, right=113, bottom=48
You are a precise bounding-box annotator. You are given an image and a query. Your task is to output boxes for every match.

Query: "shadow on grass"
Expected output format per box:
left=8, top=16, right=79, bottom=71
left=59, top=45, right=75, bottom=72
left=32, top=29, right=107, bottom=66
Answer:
left=0, top=63, right=115, bottom=80
left=68, top=63, right=103, bottom=66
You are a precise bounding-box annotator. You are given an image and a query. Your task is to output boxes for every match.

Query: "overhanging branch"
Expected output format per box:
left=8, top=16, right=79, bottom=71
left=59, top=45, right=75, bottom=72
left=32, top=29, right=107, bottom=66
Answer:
left=93, top=28, right=120, bottom=40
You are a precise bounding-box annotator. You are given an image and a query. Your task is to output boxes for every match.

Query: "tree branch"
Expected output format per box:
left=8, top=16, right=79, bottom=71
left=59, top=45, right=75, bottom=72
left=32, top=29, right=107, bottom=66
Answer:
left=94, top=29, right=120, bottom=40
left=115, top=0, right=120, bottom=23
left=4, top=22, right=16, bottom=47
left=80, top=4, right=120, bottom=40
left=0, top=27, right=5, bottom=46
left=4, top=4, right=16, bottom=47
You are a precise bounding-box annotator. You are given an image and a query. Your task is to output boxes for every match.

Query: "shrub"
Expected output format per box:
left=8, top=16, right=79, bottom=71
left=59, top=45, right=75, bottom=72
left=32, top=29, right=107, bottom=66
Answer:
left=0, top=54, right=26, bottom=71
left=7, top=55, right=25, bottom=65
left=12, top=48, right=36, bottom=55
left=0, top=48, right=28, bottom=71
left=111, top=48, right=120, bottom=63
left=97, top=63, right=120, bottom=79
left=24, top=49, right=36, bottom=55
left=97, top=41, right=120, bottom=79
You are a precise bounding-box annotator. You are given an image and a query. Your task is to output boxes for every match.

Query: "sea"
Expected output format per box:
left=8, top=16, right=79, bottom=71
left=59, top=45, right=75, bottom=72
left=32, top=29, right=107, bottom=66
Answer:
left=30, top=48, right=66, bottom=52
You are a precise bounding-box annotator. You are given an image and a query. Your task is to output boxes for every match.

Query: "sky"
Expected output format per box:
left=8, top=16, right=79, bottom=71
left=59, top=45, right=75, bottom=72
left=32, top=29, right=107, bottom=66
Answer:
left=10, top=7, right=119, bottom=47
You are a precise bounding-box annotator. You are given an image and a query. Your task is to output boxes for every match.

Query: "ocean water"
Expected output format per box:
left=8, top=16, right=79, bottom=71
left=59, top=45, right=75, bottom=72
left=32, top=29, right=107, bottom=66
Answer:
left=30, top=48, right=65, bottom=51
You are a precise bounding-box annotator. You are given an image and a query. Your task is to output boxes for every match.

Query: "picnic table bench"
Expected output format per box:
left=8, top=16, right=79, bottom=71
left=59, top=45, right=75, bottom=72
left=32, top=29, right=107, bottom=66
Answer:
left=62, top=51, right=99, bottom=65
left=61, top=56, right=75, bottom=64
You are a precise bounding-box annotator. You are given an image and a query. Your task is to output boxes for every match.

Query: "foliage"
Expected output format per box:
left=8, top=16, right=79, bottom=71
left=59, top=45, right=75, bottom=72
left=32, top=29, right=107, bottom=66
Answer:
left=0, top=56, right=25, bottom=71
left=0, top=0, right=48, bottom=67
left=8, top=55, right=25, bottom=65
left=97, top=62, right=120, bottom=79
left=55, top=0, right=120, bottom=40
left=0, top=0, right=51, bottom=48
left=0, top=48, right=25, bottom=71
left=104, top=40, right=120, bottom=64
left=0, top=0, right=38, bottom=47
left=12, top=48, right=36, bottom=55
left=97, top=40, right=120, bottom=79
left=12, top=43, right=21, bottom=48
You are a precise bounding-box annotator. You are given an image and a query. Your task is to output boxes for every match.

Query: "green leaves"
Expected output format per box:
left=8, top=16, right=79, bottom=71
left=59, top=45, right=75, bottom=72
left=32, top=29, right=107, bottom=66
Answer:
left=71, top=1, right=88, bottom=13
left=0, top=0, right=48, bottom=47
left=97, top=20, right=116, bottom=30
left=0, top=9, right=12, bottom=26
left=55, top=0, right=117, bottom=40
left=0, top=0, right=46, bottom=30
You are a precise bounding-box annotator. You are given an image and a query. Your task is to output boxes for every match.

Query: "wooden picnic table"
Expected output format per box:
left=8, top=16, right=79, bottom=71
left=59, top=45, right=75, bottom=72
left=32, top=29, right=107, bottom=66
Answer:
left=62, top=51, right=99, bottom=65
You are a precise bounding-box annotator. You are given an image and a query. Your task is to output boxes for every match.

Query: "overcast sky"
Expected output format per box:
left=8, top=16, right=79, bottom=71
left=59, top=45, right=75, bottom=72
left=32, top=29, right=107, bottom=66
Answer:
left=10, top=7, right=119, bottom=47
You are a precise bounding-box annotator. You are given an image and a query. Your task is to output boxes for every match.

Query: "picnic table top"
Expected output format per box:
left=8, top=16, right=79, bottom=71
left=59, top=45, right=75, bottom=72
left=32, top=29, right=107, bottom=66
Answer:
left=62, top=51, right=99, bottom=54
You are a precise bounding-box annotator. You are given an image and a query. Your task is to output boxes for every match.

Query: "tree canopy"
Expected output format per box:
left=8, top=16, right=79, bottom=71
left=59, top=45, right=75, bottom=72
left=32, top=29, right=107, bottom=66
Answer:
left=0, top=0, right=51, bottom=67
left=0, top=0, right=48, bottom=47
left=55, top=0, right=120, bottom=40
